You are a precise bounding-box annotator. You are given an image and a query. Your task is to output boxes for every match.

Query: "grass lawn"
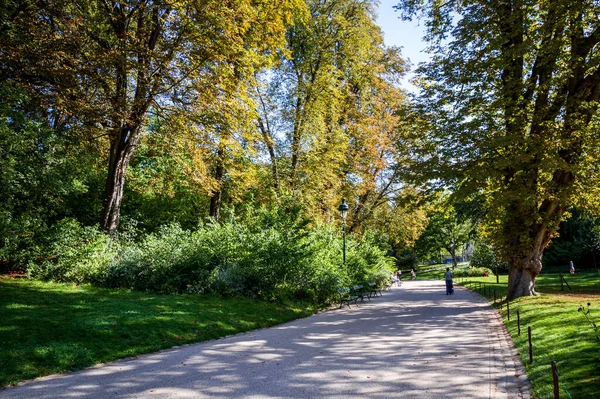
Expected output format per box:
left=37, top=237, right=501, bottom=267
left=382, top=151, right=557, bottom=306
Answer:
left=415, top=262, right=471, bottom=280
left=453, top=271, right=600, bottom=398
left=0, top=276, right=314, bottom=387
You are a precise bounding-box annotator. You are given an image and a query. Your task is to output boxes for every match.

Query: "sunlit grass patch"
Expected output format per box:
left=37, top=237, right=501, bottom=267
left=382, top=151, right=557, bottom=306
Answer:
left=0, top=277, right=314, bottom=387
left=458, top=272, right=600, bottom=398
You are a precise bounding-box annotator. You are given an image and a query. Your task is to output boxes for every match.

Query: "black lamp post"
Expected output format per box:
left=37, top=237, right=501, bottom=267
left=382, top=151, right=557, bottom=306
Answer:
left=338, top=198, right=349, bottom=264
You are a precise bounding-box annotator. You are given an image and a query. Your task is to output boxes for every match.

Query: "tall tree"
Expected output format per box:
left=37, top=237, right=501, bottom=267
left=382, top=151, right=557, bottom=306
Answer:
left=396, top=0, right=600, bottom=298
left=254, top=0, right=409, bottom=227
left=0, top=0, right=304, bottom=233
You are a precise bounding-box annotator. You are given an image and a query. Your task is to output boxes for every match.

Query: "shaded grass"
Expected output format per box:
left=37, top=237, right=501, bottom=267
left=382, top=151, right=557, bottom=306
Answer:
left=455, top=272, right=600, bottom=398
left=0, top=277, right=314, bottom=387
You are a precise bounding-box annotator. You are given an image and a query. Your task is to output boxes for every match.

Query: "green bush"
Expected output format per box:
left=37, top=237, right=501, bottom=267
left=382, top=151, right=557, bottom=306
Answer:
left=27, top=218, right=116, bottom=284
left=470, top=241, right=508, bottom=275
left=23, top=208, right=396, bottom=306
left=453, top=266, right=493, bottom=278
left=396, top=250, right=418, bottom=270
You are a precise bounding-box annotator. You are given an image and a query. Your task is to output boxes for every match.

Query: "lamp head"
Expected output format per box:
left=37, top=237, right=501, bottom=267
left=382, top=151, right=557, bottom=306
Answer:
left=338, top=198, right=349, bottom=220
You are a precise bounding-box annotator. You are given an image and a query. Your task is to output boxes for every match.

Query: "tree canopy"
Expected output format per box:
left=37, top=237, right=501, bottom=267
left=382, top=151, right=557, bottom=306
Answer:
left=395, top=0, right=600, bottom=298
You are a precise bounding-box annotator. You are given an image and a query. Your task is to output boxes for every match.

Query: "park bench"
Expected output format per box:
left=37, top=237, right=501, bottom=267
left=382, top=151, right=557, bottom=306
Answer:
left=337, top=287, right=360, bottom=308
left=351, top=285, right=369, bottom=302
left=368, top=282, right=382, bottom=298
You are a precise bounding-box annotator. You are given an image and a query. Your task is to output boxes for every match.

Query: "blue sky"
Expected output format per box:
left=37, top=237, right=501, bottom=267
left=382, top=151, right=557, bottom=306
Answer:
left=375, top=0, right=429, bottom=91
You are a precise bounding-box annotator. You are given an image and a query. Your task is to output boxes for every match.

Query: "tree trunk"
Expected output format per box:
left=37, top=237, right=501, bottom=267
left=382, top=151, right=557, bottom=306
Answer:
left=209, top=188, right=223, bottom=222
left=209, top=145, right=225, bottom=222
left=257, top=116, right=279, bottom=190
left=507, top=256, right=542, bottom=299
left=100, top=125, right=141, bottom=234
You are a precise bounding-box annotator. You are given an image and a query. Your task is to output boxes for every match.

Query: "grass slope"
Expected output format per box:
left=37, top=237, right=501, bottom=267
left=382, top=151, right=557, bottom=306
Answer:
left=453, top=271, right=600, bottom=398
left=0, top=277, right=313, bottom=387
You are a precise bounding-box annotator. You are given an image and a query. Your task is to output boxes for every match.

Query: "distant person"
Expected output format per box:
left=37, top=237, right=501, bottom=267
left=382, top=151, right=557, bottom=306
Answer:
left=445, top=267, right=454, bottom=295
left=410, top=269, right=416, bottom=280
left=390, top=272, right=399, bottom=287
left=397, top=270, right=402, bottom=281
left=569, top=260, right=575, bottom=275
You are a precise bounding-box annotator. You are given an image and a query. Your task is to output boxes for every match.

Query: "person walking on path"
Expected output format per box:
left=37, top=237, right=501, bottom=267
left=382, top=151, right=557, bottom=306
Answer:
left=569, top=260, right=575, bottom=274
left=445, top=267, right=454, bottom=295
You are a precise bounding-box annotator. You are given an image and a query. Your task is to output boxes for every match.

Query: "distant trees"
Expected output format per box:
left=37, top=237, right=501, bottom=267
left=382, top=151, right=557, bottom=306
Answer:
left=415, top=201, right=477, bottom=269
left=396, top=0, right=600, bottom=299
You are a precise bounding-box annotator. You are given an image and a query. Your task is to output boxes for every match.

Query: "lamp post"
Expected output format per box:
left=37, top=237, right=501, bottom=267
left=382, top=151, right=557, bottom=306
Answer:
left=339, top=198, right=349, bottom=264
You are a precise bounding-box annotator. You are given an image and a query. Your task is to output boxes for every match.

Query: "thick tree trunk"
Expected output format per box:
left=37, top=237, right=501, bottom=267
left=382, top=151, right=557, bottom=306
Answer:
left=507, top=256, right=542, bottom=299
left=100, top=125, right=141, bottom=234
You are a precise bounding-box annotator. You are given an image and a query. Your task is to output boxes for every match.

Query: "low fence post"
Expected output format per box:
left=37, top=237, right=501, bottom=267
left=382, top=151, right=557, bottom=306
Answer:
left=528, top=326, right=533, bottom=364
left=560, top=273, right=564, bottom=291
left=507, top=298, right=510, bottom=321
left=552, top=361, right=559, bottom=399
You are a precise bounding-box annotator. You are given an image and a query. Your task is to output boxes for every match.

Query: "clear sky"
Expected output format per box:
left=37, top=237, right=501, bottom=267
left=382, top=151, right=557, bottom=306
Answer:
left=375, top=0, right=429, bottom=91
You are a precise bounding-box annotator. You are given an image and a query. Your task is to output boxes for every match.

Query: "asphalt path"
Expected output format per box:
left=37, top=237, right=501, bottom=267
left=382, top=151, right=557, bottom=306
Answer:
left=0, top=280, right=531, bottom=399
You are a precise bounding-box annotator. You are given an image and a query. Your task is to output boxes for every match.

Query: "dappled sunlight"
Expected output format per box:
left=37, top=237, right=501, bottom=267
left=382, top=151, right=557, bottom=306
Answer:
left=0, top=281, right=528, bottom=398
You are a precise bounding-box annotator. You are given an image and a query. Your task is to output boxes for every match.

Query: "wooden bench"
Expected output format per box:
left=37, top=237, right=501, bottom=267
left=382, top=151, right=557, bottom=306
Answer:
left=337, top=287, right=360, bottom=308
left=368, top=282, right=382, bottom=298
left=351, top=285, right=369, bottom=302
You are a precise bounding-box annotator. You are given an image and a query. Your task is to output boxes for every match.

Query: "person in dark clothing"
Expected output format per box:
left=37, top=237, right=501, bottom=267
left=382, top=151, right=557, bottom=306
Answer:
left=445, top=267, right=454, bottom=295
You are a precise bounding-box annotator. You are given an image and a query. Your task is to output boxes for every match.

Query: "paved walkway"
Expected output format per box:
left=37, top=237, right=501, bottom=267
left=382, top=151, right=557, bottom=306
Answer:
left=0, top=281, right=531, bottom=399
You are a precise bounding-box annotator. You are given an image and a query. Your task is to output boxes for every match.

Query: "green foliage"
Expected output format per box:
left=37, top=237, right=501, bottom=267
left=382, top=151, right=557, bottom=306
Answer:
left=415, top=202, right=475, bottom=266
left=395, top=250, right=418, bottom=270
left=470, top=241, right=508, bottom=275
left=452, top=267, right=492, bottom=278
left=24, top=205, right=394, bottom=305
left=396, top=0, right=600, bottom=298
left=27, top=219, right=117, bottom=285
left=544, top=211, right=600, bottom=269
left=0, top=82, right=103, bottom=269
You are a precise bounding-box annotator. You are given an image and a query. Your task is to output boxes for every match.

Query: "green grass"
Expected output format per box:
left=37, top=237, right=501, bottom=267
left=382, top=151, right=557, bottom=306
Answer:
left=0, top=277, right=314, bottom=387
left=415, top=262, right=471, bottom=280
left=454, top=272, right=600, bottom=398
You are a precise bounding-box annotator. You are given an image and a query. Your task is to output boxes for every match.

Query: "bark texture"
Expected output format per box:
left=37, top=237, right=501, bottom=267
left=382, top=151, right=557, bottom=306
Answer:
left=101, top=125, right=142, bottom=233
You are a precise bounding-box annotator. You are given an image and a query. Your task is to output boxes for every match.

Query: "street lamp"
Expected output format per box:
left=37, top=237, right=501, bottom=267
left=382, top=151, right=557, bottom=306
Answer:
left=338, top=198, right=349, bottom=264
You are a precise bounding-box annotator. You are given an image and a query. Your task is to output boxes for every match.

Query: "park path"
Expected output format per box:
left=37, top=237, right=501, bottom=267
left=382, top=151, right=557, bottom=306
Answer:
left=0, top=280, right=531, bottom=399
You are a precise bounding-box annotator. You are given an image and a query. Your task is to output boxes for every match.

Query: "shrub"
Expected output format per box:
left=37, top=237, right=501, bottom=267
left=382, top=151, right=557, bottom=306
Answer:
left=470, top=241, right=508, bottom=275
left=396, top=250, right=418, bottom=270
left=27, top=218, right=116, bottom=284
left=106, top=223, right=214, bottom=293
left=453, top=266, right=493, bottom=278
left=22, top=207, right=396, bottom=306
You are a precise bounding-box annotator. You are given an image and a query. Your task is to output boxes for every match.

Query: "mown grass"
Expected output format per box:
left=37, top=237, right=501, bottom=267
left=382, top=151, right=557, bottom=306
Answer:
left=0, top=276, right=314, bottom=387
left=415, top=262, right=471, bottom=280
left=454, top=271, right=600, bottom=398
